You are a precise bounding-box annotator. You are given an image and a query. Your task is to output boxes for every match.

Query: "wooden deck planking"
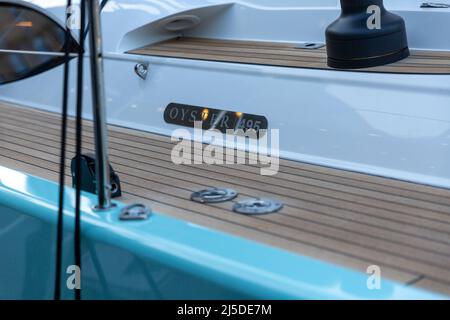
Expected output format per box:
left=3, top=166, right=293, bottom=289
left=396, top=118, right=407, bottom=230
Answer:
left=128, top=37, right=450, bottom=74
left=1, top=101, right=450, bottom=296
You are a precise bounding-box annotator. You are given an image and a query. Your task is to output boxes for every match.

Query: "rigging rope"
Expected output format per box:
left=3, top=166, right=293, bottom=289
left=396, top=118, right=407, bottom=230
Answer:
left=83, top=0, right=109, bottom=39
left=74, top=0, right=87, bottom=301
left=55, top=0, right=73, bottom=301
left=56, top=0, right=107, bottom=300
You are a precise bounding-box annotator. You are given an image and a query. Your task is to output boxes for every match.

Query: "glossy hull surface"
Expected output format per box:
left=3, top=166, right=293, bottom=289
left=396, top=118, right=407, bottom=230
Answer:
left=0, top=166, right=443, bottom=299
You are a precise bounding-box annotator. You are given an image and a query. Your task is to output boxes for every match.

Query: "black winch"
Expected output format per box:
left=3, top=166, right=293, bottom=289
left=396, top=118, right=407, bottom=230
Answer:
left=71, top=153, right=122, bottom=198
left=326, top=0, right=409, bottom=69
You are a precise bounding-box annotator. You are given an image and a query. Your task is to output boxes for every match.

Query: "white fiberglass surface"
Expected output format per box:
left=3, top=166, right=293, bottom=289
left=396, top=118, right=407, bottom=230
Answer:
left=2, top=0, right=450, bottom=188
left=20, top=0, right=450, bottom=52
left=1, top=55, right=450, bottom=189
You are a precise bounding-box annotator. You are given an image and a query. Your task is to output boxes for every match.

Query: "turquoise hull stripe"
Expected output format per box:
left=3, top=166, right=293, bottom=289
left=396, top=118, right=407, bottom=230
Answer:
left=0, top=165, right=445, bottom=299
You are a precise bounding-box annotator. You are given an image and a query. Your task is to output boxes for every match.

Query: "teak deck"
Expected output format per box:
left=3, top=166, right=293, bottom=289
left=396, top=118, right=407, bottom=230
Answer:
left=128, top=37, right=450, bottom=74
left=1, top=101, right=450, bottom=296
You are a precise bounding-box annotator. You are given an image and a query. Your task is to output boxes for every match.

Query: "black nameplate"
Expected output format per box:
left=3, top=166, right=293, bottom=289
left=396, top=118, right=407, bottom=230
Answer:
left=164, top=103, right=268, bottom=136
